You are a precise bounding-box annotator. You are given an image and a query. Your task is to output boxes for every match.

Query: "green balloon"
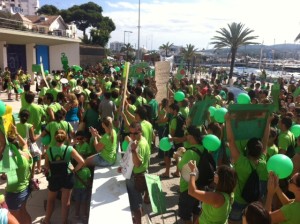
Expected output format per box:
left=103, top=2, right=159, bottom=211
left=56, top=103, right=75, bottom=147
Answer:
left=214, top=108, right=228, bottom=123
left=290, top=125, right=300, bottom=138
left=174, top=91, right=185, bottom=102
left=44, top=70, right=49, bottom=75
left=115, top=66, right=120, bottom=72
left=237, top=93, right=250, bottom=104
left=208, top=106, right=216, bottom=117
left=267, top=154, right=293, bottom=179
left=159, top=137, right=172, bottom=151
left=122, top=140, right=129, bottom=151
left=203, top=134, right=221, bottom=151
left=0, top=100, right=6, bottom=116
left=42, top=135, right=51, bottom=145
left=17, top=88, right=23, bottom=94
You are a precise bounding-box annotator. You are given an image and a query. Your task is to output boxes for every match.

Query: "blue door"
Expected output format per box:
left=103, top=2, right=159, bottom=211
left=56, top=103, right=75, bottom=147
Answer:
left=36, top=45, right=49, bottom=71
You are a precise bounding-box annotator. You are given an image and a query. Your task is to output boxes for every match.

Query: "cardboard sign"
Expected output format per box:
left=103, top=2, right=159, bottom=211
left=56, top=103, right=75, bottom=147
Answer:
left=228, top=104, right=274, bottom=140
left=119, top=142, right=134, bottom=179
left=189, top=97, right=215, bottom=126
left=155, top=61, right=170, bottom=104
left=145, top=174, right=166, bottom=214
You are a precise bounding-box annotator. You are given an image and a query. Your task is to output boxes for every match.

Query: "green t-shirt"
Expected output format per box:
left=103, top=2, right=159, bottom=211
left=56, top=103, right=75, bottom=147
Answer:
left=46, top=144, right=73, bottom=175
left=280, top=201, right=300, bottom=224
left=99, top=129, right=117, bottom=164
left=148, top=99, right=158, bottom=120
left=169, top=116, right=177, bottom=135
left=74, top=167, right=92, bottom=189
left=69, top=79, right=77, bottom=90
left=179, top=107, right=189, bottom=119
left=178, top=145, right=203, bottom=192
left=278, top=130, right=295, bottom=151
left=132, top=136, right=151, bottom=174
left=200, top=192, right=232, bottom=224
left=75, top=142, right=91, bottom=159
left=16, top=123, right=32, bottom=140
left=39, top=86, right=49, bottom=98
left=233, top=155, right=267, bottom=204
left=46, top=102, right=62, bottom=122
left=134, top=96, right=147, bottom=108
left=21, top=92, right=29, bottom=108
left=6, top=148, right=32, bottom=193
left=21, top=103, right=46, bottom=134
left=46, top=88, right=60, bottom=101
left=45, top=121, right=73, bottom=147
left=267, top=144, right=278, bottom=161
left=141, top=120, right=153, bottom=148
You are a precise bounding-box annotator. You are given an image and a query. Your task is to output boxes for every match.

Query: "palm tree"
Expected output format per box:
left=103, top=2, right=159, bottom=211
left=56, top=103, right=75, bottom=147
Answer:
left=159, top=42, right=174, bottom=57
left=210, top=22, right=258, bottom=81
left=295, top=33, right=300, bottom=42
left=121, top=43, right=134, bottom=61
left=181, top=44, right=198, bottom=72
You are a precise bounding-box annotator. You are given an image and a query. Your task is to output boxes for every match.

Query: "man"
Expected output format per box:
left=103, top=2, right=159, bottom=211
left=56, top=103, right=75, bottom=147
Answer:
left=278, top=116, right=295, bottom=157
left=119, top=122, right=150, bottom=224
left=46, top=80, right=61, bottom=102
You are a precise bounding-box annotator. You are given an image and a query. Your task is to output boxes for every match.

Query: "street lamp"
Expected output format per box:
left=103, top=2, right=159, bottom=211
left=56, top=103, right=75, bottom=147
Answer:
left=137, top=0, right=141, bottom=62
left=124, top=31, right=133, bottom=45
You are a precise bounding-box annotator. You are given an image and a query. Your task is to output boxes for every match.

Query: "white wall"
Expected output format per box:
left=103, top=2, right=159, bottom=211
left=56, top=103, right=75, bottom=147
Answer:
left=0, top=41, right=7, bottom=70
left=49, top=43, right=80, bottom=71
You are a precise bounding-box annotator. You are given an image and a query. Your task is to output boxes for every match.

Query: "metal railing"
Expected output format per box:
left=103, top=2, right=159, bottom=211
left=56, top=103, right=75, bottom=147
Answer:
left=0, top=16, right=76, bottom=38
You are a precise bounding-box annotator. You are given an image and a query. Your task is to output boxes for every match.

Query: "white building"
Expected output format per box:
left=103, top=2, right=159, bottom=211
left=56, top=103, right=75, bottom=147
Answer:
left=110, top=41, right=124, bottom=52
left=0, top=0, right=39, bottom=16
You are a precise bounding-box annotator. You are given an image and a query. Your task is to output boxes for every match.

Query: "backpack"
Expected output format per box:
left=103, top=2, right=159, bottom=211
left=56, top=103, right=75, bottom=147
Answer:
left=241, top=163, right=260, bottom=203
left=49, top=146, right=69, bottom=180
left=174, top=114, right=186, bottom=137
left=189, top=148, right=216, bottom=189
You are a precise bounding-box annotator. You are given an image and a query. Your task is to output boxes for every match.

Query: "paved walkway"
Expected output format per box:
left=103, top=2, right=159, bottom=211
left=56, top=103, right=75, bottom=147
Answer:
left=0, top=90, right=183, bottom=224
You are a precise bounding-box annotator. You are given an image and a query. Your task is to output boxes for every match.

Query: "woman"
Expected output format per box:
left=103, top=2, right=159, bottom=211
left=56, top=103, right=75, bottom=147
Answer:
left=188, top=162, right=237, bottom=224
left=242, top=201, right=271, bottom=224
left=2, top=124, right=32, bottom=224
left=42, top=129, right=84, bottom=224
left=41, top=110, right=74, bottom=147
left=64, top=93, right=80, bottom=132
left=265, top=172, right=300, bottom=224
left=85, top=116, right=117, bottom=167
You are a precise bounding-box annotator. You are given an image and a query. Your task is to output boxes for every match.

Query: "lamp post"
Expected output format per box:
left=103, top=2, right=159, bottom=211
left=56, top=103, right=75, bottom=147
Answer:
left=137, top=0, right=141, bottom=62
left=124, top=31, right=133, bottom=45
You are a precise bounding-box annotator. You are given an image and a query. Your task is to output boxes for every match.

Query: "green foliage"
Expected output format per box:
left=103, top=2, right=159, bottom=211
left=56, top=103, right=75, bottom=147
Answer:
left=181, top=44, right=198, bottom=71
left=210, top=22, right=258, bottom=79
left=37, top=5, right=60, bottom=15
left=159, top=42, right=174, bottom=57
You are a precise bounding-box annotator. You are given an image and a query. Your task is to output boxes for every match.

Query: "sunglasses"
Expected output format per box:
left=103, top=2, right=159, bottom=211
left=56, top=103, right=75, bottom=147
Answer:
left=288, top=178, right=296, bottom=185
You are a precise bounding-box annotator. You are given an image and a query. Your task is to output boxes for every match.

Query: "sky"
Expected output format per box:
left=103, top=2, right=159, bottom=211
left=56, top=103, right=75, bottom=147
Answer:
left=40, top=0, right=300, bottom=50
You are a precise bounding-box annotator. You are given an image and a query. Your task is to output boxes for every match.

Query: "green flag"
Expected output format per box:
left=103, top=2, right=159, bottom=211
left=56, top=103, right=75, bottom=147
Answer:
left=32, top=64, right=42, bottom=73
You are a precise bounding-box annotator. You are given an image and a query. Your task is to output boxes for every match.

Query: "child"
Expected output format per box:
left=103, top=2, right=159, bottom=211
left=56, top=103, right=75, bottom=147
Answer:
left=13, top=75, right=21, bottom=101
left=74, top=131, right=92, bottom=159
left=6, top=77, right=13, bottom=100
left=16, top=109, right=41, bottom=179
left=267, top=127, right=279, bottom=161
left=73, top=166, right=92, bottom=222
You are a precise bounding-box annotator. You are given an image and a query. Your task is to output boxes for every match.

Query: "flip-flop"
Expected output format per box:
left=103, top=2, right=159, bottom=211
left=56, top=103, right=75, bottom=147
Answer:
left=159, top=174, right=170, bottom=179
left=171, top=172, right=180, bottom=178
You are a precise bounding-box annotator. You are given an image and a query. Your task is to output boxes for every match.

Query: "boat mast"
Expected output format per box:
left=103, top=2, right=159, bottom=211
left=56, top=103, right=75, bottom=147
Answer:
left=259, top=40, right=264, bottom=70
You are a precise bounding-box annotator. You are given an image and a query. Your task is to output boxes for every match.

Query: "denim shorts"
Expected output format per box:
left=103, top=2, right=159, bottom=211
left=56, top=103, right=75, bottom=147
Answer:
left=126, top=175, right=143, bottom=211
left=5, top=187, right=31, bottom=211
left=73, top=188, right=91, bottom=202
left=93, top=154, right=114, bottom=167
left=228, top=201, right=247, bottom=222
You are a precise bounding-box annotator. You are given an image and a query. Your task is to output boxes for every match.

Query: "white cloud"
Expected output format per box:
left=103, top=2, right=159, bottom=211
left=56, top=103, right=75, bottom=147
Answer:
left=104, top=0, right=300, bottom=50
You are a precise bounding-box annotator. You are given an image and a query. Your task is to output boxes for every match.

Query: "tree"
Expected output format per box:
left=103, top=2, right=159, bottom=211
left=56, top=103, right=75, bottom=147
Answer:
left=36, top=5, right=60, bottom=15
left=121, top=43, right=135, bottom=61
left=62, top=2, right=103, bottom=37
left=159, top=42, right=174, bottom=57
left=295, top=33, right=300, bottom=42
left=181, top=44, right=198, bottom=72
left=210, top=22, right=258, bottom=80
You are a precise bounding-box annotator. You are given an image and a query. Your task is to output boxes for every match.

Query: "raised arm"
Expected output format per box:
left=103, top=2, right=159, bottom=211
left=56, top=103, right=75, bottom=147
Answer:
left=262, top=115, right=272, bottom=156
left=225, top=113, right=240, bottom=163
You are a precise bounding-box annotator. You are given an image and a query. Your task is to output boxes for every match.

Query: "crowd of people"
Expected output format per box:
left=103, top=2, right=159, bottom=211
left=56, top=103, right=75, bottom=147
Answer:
left=0, top=64, right=299, bottom=224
